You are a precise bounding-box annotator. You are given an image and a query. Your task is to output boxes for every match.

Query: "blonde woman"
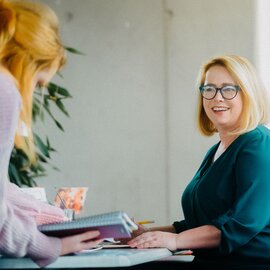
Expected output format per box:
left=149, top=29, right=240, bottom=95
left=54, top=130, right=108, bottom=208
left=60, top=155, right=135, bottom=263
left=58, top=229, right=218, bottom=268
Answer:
left=129, top=55, right=270, bottom=269
left=0, top=0, right=101, bottom=267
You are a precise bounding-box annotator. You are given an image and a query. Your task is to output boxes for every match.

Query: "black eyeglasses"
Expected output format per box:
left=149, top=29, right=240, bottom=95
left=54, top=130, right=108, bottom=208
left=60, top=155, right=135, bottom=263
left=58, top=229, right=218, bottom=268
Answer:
left=199, top=85, right=240, bottom=100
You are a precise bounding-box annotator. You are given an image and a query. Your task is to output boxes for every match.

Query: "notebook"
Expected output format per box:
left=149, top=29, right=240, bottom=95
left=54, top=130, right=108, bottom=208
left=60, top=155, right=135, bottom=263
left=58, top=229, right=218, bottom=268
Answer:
left=38, top=211, right=138, bottom=239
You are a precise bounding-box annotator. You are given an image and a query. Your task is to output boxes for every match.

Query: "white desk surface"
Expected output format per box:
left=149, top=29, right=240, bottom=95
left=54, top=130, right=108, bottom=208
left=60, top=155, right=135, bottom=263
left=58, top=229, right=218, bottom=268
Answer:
left=0, top=248, right=173, bottom=269
left=158, top=254, right=194, bottom=262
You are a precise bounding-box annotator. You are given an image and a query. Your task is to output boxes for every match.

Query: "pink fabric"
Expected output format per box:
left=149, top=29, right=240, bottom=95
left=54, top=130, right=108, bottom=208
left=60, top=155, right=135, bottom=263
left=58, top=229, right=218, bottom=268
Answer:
left=7, top=182, right=65, bottom=225
left=0, top=72, right=64, bottom=267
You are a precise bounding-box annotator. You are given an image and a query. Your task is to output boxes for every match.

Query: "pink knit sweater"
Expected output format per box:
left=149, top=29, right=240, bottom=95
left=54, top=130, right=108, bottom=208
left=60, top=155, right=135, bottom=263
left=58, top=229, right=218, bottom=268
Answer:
left=0, top=72, right=65, bottom=267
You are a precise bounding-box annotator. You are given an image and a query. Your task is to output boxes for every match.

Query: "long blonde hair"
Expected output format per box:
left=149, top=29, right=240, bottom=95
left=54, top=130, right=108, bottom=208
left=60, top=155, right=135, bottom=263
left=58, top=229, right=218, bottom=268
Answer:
left=0, top=0, right=66, bottom=162
left=196, top=55, right=270, bottom=136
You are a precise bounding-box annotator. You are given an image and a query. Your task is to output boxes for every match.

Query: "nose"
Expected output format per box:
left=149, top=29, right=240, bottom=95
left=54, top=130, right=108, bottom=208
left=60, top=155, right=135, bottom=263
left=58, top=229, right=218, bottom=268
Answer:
left=213, top=89, right=224, bottom=101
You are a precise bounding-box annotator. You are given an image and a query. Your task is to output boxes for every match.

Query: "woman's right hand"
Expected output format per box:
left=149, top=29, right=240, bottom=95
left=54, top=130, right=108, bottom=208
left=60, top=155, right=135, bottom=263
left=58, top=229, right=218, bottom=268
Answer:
left=132, top=223, right=150, bottom=238
left=60, top=230, right=102, bottom=255
left=117, top=223, right=150, bottom=244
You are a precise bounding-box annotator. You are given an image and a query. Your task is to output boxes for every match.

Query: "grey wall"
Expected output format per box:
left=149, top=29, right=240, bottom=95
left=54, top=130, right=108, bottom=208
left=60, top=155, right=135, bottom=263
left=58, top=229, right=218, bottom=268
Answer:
left=38, top=0, right=254, bottom=225
left=165, top=0, right=254, bottom=222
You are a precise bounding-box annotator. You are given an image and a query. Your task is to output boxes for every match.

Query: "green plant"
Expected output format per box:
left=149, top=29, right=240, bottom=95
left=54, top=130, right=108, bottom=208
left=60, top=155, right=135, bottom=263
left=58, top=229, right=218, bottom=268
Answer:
left=8, top=83, right=72, bottom=187
left=8, top=47, right=81, bottom=187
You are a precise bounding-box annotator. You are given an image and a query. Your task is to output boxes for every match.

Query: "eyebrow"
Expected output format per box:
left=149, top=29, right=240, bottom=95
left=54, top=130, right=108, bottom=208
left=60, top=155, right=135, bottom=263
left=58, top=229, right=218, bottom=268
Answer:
left=204, top=83, right=236, bottom=87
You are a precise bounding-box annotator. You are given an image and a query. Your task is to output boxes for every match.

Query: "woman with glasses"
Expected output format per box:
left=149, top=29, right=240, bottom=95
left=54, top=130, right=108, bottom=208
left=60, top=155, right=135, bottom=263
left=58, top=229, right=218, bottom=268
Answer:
left=129, top=55, right=270, bottom=269
left=0, top=0, right=102, bottom=267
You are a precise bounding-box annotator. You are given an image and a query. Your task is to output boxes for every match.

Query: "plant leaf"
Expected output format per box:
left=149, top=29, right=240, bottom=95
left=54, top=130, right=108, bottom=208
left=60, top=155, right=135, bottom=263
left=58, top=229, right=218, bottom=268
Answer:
left=34, top=134, right=50, bottom=158
left=55, top=99, right=69, bottom=116
left=8, top=163, right=22, bottom=187
left=65, top=47, right=85, bottom=55
left=48, top=83, right=72, bottom=98
left=54, top=119, right=64, bottom=131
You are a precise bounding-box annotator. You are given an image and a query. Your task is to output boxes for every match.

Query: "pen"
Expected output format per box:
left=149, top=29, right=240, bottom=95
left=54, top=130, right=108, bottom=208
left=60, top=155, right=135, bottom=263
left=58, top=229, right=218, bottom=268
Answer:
left=56, top=191, right=67, bottom=209
left=137, top=220, right=155, bottom=225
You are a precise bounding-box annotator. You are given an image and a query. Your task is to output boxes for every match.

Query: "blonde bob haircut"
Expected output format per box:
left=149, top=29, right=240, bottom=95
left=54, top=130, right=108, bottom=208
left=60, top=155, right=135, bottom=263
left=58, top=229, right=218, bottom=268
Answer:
left=196, top=55, right=270, bottom=136
left=0, top=0, right=66, bottom=162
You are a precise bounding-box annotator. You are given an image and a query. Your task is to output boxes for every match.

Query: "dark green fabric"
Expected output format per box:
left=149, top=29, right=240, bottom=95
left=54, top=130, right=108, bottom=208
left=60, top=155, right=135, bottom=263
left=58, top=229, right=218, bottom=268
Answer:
left=179, top=125, right=270, bottom=260
left=173, top=220, right=187, bottom=233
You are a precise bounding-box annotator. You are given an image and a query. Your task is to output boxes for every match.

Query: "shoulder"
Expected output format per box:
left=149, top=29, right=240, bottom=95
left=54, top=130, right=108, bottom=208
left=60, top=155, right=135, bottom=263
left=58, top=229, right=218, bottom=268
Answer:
left=0, top=69, right=18, bottom=93
left=0, top=70, right=21, bottom=105
left=239, top=125, right=270, bottom=146
left=236, top=125, right=270, bottom=160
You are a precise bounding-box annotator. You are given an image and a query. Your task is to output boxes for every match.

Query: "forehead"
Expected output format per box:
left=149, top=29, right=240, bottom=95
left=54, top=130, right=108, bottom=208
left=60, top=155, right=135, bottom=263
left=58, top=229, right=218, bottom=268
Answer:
left=205, top=65, right=235, bottom=85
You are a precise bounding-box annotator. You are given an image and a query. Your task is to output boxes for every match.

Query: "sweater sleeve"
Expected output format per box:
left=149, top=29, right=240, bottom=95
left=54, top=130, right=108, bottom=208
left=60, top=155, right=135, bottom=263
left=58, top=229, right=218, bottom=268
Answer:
left=6, top=182, right=66, bottom=225
left=211, top=131, right=270, bottom=255
left=0, top=73, right=62, bottom=267
left=0, top=203, right=62, bottom=267
left=172, top=220, right=188, bottom=233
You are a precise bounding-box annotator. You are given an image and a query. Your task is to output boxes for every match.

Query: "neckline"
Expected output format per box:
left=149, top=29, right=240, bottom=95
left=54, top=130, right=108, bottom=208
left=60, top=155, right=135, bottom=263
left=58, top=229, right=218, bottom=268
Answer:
left=212, top=126, right=262, bottom=163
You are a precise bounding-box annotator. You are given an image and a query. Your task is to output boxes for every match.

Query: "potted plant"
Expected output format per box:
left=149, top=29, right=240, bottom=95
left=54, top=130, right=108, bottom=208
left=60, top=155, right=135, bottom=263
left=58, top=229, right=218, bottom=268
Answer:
left=8, top=48, right=80, bottom=187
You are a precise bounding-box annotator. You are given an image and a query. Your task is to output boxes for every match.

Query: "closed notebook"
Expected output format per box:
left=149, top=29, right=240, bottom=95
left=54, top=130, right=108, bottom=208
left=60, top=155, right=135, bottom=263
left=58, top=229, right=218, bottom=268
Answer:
left=38, top=211, right=138, bottom=239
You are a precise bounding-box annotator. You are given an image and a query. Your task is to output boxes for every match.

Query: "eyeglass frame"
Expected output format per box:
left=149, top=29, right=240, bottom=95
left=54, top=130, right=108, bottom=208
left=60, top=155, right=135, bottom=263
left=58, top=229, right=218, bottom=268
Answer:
left=199, top=84, right=241, bottom=100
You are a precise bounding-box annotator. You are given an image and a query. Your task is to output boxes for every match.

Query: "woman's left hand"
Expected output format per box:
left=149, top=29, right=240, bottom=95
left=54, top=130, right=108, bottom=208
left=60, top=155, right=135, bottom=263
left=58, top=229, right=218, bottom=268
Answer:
left=128, top=231, right=177, bottom=251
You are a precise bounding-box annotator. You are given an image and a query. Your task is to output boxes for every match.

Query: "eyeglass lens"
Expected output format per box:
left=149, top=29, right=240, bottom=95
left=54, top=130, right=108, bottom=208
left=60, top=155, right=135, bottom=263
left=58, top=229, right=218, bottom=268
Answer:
left=200, top=85, right=239, bottom=100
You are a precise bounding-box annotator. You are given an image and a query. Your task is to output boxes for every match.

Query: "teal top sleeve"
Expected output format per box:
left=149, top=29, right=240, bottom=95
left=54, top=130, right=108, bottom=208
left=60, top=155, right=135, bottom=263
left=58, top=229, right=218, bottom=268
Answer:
left=172, top=220, right=187, bottom=233
left=181, top=125, right=270, bottom=260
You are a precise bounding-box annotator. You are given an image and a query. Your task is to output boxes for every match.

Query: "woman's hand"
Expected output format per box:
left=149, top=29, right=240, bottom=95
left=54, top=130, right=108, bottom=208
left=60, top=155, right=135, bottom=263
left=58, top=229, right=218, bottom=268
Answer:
left=128, top=231, right=177, bottom=251
left=116, top=222, right=150, bottom=244
left=60, top=230, right=102, bottom=255
left=132, top=223, right=150, bottom=237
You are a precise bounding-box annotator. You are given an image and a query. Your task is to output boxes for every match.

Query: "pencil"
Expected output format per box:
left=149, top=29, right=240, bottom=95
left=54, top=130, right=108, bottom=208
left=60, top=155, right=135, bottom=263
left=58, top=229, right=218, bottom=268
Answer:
left=137, top=220, right=155, bottom=225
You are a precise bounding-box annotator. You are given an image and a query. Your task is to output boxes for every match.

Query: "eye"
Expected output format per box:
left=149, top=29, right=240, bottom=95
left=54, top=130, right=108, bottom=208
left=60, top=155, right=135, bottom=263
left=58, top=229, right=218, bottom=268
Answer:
left=203, top=86, right=216, bottom=92
left=222, top=86, right=236, bottom=92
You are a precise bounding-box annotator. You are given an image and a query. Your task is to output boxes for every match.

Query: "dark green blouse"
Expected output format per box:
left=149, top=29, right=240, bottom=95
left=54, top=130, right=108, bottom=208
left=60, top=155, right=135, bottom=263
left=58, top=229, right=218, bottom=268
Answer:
left=174, top=125, right=270, bottom=261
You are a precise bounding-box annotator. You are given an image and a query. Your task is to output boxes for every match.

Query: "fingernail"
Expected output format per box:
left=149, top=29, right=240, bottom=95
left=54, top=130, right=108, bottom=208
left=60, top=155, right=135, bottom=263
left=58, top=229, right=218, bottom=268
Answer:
left=93, top=231, right=100, bottom=236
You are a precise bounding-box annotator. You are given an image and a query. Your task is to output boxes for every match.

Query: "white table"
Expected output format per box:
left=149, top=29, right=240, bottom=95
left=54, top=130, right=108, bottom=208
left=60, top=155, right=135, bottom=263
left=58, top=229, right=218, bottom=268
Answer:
left=0, top=248, right=173, bottom=269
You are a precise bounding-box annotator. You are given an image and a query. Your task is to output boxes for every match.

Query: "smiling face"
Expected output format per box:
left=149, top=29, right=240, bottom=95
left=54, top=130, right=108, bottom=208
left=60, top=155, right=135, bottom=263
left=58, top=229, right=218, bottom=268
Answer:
left=202, top=65, right=243, bottom=134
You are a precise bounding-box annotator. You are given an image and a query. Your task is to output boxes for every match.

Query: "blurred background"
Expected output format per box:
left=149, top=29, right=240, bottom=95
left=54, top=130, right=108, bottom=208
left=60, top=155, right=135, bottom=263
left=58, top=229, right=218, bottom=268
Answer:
left=37, top=0, right=270, bottom=225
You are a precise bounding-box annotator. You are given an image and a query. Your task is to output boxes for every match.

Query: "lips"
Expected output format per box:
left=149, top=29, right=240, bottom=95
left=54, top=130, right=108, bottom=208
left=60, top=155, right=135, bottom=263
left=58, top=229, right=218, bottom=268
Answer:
left=212, top=106, right=229, bottom=112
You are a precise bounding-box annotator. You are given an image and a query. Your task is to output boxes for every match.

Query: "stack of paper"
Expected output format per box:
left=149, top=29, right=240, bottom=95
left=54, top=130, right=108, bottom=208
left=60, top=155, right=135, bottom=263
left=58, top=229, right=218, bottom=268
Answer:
left=38, top=211, right=138, bottom=239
